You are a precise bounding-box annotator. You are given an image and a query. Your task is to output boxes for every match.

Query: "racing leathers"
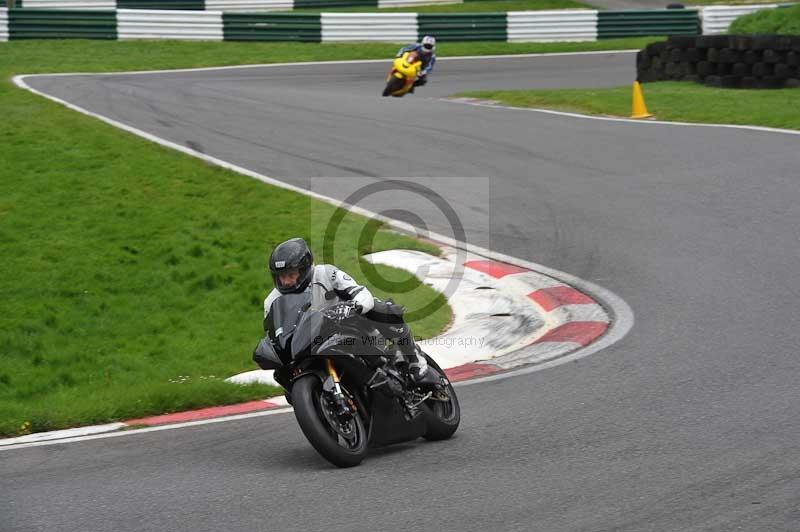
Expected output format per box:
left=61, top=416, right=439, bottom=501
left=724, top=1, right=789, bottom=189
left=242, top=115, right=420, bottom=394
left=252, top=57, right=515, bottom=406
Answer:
left=396, top=43, right=436, bottom=89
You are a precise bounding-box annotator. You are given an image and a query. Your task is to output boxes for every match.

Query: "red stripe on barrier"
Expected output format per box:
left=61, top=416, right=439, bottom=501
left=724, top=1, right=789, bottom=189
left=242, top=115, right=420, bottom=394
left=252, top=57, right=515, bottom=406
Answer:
left=465, top=260, right=529, bottom=279
left=528, top=286, right=595, bottom=312
left=532, top=321, right=608, bottom=346
left=445, top=363, right=502, bottom=382
left=126, top=400, right=280, bottom=426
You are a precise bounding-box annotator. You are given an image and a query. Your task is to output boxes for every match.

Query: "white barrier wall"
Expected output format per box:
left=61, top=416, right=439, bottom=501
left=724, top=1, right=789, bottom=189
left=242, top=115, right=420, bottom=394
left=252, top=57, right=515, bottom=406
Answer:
left=0, top=8, right=7, bottom=42
left=321, top=13, right=417, bottom=42
left=117, top=9, right=223, bottom=40
left=378, top=0, right=461, bottom=7
left=205, top=0, right=292, bottom=12
left=701, top=4, right=778, bottom=35
left=507, top=9, right=597, bottom=43
left=19, top=0, right=115, bottom=7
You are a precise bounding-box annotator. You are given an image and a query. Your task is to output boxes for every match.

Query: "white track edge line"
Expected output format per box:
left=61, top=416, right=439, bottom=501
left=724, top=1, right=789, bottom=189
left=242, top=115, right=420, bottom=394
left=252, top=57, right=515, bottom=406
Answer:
left=0, top=407, right=294, bottom=452
left=442, top=97, right=800, bottom=137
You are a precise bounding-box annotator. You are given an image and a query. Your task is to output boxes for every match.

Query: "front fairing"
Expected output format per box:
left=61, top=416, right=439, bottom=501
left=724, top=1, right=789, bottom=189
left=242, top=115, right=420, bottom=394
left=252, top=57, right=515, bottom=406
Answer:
left=266, top=292, right=313, bottom=352
left=267, top=282, right=347, bottom=359
left=253, top=337, right=284, bottom=370
left=291, top=310, right=326, bottom=358
left=392, top=53, right=421, bottom=80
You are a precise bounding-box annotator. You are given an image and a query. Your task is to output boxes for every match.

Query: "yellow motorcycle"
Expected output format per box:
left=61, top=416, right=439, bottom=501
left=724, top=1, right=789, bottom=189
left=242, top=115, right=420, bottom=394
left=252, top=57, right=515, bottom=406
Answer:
left=382, top=51, right=423, bottom=97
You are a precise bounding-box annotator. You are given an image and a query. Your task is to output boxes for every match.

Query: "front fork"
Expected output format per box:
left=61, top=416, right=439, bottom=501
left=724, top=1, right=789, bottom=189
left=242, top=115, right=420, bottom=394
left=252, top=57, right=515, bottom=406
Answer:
left=324, top=358, right=352, bottom=417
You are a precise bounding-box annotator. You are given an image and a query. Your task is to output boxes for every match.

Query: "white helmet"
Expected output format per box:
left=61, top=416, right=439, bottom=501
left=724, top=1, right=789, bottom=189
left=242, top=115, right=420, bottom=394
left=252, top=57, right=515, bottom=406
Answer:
left=421, top=35, right=436, bottom=54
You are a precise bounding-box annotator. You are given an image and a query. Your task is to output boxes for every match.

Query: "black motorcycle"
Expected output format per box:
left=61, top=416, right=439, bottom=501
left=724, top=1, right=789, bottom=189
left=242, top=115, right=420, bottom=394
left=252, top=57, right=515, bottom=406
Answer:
left=253, top=290, right=460, bottom=468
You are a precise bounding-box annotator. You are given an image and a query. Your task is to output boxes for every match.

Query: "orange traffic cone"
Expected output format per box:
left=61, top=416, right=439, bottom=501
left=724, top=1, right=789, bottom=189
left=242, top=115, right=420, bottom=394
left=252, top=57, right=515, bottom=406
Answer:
left=630, top=81, right=653, bottom=119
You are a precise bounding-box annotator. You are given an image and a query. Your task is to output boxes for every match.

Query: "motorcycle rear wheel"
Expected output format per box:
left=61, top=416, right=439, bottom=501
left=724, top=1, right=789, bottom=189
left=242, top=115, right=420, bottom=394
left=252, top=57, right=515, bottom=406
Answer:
left=292, top=375, right=368, bottom=468
left=421, top=355, right=461, bottom=441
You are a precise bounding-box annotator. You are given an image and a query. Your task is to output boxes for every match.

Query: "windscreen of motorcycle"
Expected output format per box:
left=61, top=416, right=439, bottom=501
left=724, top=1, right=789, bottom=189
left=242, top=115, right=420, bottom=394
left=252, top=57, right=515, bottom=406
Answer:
left=291, top=309, right=325, bottom=359
left=266, top=291, right=313, bottom=351
left=290, top=280, right=346, bottom=358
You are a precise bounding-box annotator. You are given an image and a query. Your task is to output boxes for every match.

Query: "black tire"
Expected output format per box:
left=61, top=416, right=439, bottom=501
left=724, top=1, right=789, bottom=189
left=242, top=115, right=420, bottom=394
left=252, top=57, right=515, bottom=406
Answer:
left=763, top=50, right=784, bottom=64
left=696, top=61, right=715, bottom=77
left=732, top=62, right=749, bottom=77
left=667, top=35, right=694, bottom=49
left=774, top=63, right=794, bottom=80
left=756, top=76, right=783, bottom=89
left=751, top=35, right=777, bottom=51
left=665, top=61, right=679, bottom=78
left=292, top=375, right=368, bottom=468
left=731, top=35, right=754, bottom=51
left=743, top=50, right=760, bottom=65
left=420, top=355, right=460, bottom=441
left=695, top=35, right=729, bottom=50
left=382, top=76, right=406, bottom=97
left=740, top=77, right=759, bottom=90
left=719, top=48, right=740, bottom=64
left=720, top=76, right=740, bottom=89
left=752, top=62, right=773, bottom=77
left=636, top=51, right=650, bottom=69
left=647, top=41, right=667, bottom=56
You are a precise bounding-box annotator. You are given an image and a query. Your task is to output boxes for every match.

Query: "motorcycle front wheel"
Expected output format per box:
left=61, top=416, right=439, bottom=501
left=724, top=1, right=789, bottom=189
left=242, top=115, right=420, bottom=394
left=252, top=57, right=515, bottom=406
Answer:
left=292, top=375, right=368, bottom=468
left=382, top=76, right=406, bottom=97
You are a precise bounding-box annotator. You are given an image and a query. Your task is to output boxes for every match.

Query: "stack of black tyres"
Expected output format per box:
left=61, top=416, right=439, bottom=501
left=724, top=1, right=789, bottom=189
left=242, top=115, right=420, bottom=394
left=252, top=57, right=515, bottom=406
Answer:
left=637, top=35, right=800, bottom=89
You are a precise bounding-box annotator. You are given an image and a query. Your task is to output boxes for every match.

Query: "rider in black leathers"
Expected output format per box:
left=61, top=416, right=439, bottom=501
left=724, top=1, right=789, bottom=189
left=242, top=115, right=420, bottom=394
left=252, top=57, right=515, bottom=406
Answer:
left=263, top=237, right=436, bottom=385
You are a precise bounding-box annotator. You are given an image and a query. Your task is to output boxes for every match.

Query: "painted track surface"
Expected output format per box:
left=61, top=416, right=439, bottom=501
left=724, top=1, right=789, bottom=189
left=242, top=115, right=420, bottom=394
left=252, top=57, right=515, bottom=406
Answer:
left=6, top=53, right=800, bottom=531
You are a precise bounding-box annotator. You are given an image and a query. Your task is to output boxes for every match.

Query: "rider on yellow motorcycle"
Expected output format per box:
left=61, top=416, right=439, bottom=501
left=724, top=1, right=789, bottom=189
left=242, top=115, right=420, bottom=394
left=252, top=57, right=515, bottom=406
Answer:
left=396, top=35, right=436, bottom=93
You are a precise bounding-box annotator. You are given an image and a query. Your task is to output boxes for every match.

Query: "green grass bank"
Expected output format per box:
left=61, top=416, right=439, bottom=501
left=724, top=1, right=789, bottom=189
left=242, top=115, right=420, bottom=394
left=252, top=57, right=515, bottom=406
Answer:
left=457, top=81, right=800, bottom=130
left=729, top=3, right=800, bottom=34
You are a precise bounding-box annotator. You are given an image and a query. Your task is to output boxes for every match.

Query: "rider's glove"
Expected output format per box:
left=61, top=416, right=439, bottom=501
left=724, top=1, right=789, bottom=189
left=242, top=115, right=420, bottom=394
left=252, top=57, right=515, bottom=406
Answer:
left=330, top=301, right=361, bottom=321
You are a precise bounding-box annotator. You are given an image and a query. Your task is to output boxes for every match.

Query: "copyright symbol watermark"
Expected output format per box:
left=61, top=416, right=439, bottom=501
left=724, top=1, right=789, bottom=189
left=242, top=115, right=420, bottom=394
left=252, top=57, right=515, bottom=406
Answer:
left=310, top=177, right=490, bottom=323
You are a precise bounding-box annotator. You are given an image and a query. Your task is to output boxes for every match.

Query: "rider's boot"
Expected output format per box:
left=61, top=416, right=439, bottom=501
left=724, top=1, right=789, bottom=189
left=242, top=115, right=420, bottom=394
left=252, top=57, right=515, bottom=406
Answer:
left=395, top=329, right=440, bottom=388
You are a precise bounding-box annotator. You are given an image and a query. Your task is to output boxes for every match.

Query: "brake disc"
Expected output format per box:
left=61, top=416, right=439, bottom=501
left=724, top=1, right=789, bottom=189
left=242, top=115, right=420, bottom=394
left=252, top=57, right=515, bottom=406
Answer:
left=320, top=395, right=356, bottom=439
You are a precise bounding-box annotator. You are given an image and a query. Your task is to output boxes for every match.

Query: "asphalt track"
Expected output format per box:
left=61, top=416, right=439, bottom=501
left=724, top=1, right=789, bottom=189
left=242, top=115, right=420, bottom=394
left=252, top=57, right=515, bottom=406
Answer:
left=5, top=53, right=800, bottom=532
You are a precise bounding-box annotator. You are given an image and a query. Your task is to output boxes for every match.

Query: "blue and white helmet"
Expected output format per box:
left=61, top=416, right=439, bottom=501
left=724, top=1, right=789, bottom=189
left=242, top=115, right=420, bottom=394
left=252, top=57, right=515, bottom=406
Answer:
left=421, top=35, right=436, bottom=54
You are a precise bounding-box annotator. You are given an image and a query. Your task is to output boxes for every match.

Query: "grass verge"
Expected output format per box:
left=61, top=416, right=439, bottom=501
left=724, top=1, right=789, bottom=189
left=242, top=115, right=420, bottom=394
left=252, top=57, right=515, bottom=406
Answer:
left=288, top=0, right=590, bottom=14
left=457, top=81, right=800, bottom=130
left=729, top=3, right=800, bottom=34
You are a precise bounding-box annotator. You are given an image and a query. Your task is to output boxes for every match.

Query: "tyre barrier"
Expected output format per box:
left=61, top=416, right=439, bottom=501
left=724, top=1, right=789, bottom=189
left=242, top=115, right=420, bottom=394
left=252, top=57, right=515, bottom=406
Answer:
left=637, top=34, right=800, bottom=89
